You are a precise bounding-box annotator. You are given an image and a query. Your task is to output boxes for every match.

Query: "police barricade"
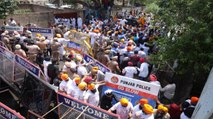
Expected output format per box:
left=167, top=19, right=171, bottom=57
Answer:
left=0, top=26, right=24, bottom=34
left=0, top=46, right=15, bottom=83
left=84, top=54, right=111, bottom=73
left=102, top=72, right=161, bottom=107
left=28, top=28, right=53, bottom=39
left=0, top=41, right=8, bottom=48
left=0, top=102, right=25, bottom=119
left=20, top=73, right=54, bottom=118
left=15, top=55, right=40, bottom=78
left=57, top=92, right=119, bottom=119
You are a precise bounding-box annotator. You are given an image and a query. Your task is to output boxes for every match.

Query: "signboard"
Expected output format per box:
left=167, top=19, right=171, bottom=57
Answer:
left=84, top=54, right=111, bottom=73
left=0, top=102, right=25, bottom=119
left=102, top=72, right=160, bottom=107
left=57, top=92, right=119, bottom=119
left=28, top=28, right=53, bottom=39
left=15, top=55, right=40, bottom=77
left=0, top=26, right=23, bottom=33
left=67, top=41, right=82, bottom=53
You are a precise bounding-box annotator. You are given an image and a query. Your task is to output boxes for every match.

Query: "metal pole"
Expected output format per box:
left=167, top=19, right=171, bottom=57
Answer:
left=28, top=110, right=44, bottom=119
left=41, top=102, right=63, bottom=118
left=76, top=106, right=89, bottom=119
left=60, top=106, right=75, bottom=119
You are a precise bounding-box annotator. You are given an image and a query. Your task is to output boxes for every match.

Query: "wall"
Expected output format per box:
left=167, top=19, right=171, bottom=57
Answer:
left=0, top=4, right=83, bottom=28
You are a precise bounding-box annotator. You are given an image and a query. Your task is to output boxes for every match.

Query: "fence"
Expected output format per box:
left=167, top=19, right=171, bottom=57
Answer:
left=0, top=41, right=118, bottom=119
left=0, top=41, right=56, bottom=116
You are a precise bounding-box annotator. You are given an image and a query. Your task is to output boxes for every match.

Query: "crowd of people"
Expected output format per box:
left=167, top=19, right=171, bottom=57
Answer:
left=0, top=10, right=199, bottom=119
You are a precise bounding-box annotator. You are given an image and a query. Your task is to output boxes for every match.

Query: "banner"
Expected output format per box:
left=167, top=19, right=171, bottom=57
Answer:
left=15, top=55, right=40, bottom=77
left=28, top=28, right=53, bottom=39
left=84, top=54, right=111, bottom=73
left=0, top=26, right=23, bottom=33
left=0, top=102, right=25, bottom=119
left=57, top=92, right=119, bottom=119
left=67, top=31, right=93, bottom=56
left=102, top=72, right=160, bottom=107
left=67, top=41, right=82, bottom=53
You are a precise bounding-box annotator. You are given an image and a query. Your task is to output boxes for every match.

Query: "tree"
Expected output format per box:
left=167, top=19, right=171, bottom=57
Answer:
left=63, top=0, right=114, bottom=19
left=63, top=0, right=114, bottom=9
left=145, top=0, right=213, bottom=103
left=0, top=0, right=17, bottom=19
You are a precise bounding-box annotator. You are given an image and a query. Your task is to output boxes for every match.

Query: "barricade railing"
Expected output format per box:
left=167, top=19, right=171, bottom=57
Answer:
left=27, top=110, right=44, bottom=119
left=57, top=92, right=120, bottom=119
left=0, top=42, right=56, bottom=117
left=0, top=41, right=48, bottom=83
left=0, top=102, right=25, bottom=119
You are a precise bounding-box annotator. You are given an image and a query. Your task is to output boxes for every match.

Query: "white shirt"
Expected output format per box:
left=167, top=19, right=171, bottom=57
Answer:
left=132, top=104, right=142, bottom=119
left=77, top=17, right=82, bottom=28
left=77, top=66, right=88, bottom=78
left=59, top=80, right=69, bottom=92
left=74, top=88, right=86, bottom=101
left=67, top=80, right=78, bottom=96
left=119, top=19, right=127, bottom=26
left=72, top=18, right=76, bottom=27
left=89, top=32, right=99, bottom=47
left=57, top=38, right=66, bottom=55
left=84, top=89, right=100, bottom=106
left=43, top=60, right=52, bottom=81
left=138, top=62, right=149, bottom=78
left=160, top=83, right=176, bottom=99
left=138, top=50, right=147, bottom=58
left=141, top=44, right=150, bottom=55
left=135, top=110, right=154, bottom=119
left=62, top=61, right=77, bottom=72
left=122, top=66, right=137, bottom=78
left=64, top=31, right=70, bottom=39
left=180, top=112, right=190, bottom=119
left=110, top=102, right=133, bottom=119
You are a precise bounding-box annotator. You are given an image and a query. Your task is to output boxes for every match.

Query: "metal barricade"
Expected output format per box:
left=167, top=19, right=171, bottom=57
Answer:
left=0, top=46, right=15, bottom=83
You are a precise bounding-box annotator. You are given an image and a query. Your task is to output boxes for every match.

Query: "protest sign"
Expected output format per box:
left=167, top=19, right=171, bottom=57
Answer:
left=102, top=72, right=160, bottom=107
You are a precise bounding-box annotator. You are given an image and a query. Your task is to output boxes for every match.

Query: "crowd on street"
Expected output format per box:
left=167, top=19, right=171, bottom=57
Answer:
left=0, top=10, right=199, bottom=119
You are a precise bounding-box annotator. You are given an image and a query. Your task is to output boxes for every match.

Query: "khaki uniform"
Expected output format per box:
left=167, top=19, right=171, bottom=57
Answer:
left=26, top=45, right=40, bottom=62
left=107, top=61, right=119, bottom=74
left=51, top=41, right=61, bottom=62
left=37, top=41, right=48, bottom=55
left=14, top=49, right=27, bottom=58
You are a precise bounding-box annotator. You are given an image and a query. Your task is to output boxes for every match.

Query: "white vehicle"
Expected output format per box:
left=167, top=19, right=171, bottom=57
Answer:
left=59, top=5, right=72, bottom=9
left=45, top=3, right=57, bottom=9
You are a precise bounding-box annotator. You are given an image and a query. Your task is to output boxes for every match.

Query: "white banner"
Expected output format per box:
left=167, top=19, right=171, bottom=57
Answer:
left=105, top=72, right=160, bottom=97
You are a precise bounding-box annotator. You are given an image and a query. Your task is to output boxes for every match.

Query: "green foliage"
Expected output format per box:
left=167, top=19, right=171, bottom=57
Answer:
left=0, top=0, right=18, bottom=19
left=148, top=0, right=213, bottom=79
